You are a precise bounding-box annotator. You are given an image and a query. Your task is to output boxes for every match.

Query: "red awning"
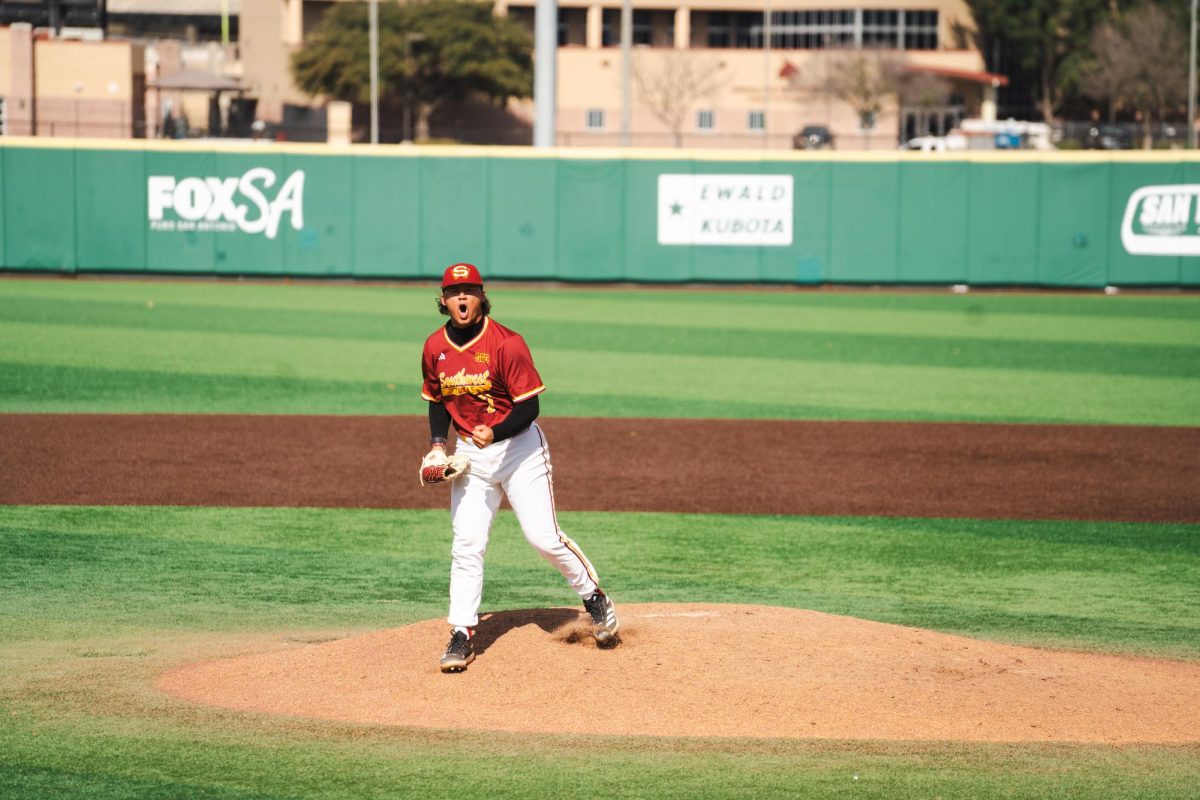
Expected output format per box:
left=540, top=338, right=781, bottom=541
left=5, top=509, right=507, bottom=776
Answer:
left=905, top=65, right=1009, bottom=87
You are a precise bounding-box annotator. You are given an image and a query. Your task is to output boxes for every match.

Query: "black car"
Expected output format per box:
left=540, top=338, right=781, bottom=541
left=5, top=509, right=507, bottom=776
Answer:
left=1084, top=124, right=1134, bottom=150
left=794, top=125, right=835, bottom=150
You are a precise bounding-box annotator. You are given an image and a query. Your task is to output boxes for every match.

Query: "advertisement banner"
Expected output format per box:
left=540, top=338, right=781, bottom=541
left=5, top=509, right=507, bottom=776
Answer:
left=1121, top=184, right=1200, bottom=256
left=657, top=174, right=793, bottom=246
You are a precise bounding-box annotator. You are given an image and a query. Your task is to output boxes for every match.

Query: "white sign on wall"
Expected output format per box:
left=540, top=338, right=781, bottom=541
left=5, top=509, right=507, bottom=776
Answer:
left=1121, top=184, right=1200, bottom=256
left=658, top=174, right=793, bottom=246
left=147, top=168, right=305, bottom=240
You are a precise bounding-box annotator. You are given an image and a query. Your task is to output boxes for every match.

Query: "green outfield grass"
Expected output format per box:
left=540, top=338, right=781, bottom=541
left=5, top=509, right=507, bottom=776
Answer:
left=1, top=505, right=1198, bottom=799
left=1, top=278, right=1198, bottom=424
left=2, top=277, right=1199, bottom=798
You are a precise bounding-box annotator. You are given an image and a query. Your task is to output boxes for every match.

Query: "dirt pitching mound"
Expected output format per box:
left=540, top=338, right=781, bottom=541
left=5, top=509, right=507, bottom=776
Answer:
left=157, top=604, right=1200, bottom=744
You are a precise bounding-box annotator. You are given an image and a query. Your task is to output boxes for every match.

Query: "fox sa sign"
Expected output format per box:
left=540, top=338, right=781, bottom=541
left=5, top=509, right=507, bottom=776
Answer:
left=1121, top=184, right=1200, bottom=256
left=147, top=168, right=305, bottom=240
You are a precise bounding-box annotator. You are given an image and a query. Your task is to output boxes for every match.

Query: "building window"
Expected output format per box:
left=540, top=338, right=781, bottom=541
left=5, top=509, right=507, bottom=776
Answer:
left=746, top=9, right=938, bottom=51
left=697, top=109, right=715, bottom=131
left=586, top=108, right=606, bottom=130
left=903, top=10, right=939, bottom=50
left=769, top=9, right=855, bottom=49
left=747, top=110, right=765, bottom=131
left=633, top=9, right=653, bottom=45
left=601, top=9, right=618, bottom=46
left=707, top=11, right=730, bottom=47
left=861, top=9, right=899, bottom=47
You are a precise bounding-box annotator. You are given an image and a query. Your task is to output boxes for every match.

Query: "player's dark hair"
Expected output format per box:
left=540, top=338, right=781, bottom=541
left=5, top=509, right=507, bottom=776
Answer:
left=437, top=295, right=491, bottom=317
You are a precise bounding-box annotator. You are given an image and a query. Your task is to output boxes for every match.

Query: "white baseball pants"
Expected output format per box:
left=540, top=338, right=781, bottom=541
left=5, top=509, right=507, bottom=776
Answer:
left=447, top=422, right=600, bottom=629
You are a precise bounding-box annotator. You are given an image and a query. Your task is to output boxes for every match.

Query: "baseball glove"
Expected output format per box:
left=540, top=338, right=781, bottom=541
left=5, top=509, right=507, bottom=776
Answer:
left=419, top=450, right=470, bottom=485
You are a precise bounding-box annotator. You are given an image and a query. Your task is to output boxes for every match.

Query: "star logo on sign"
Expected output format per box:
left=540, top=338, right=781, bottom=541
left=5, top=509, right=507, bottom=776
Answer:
left=669, top=201, right=683, bottom=216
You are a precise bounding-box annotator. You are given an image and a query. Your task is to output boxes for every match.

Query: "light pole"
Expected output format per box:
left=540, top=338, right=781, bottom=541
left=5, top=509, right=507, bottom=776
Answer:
left=402, top=33, right=426, bottom=144
left=1190, top=0, right=1197, bottom=149
left=762, top=0, right=771, bottom=148
left=621, top=0, right=632, bottom=146
left=533, top=0, right=557, bottom=147
left=369, top=0, right=379, bottom=144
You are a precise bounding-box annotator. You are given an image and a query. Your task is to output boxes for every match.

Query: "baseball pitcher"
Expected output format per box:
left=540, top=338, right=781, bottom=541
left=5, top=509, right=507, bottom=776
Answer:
left=419, top=263, right=619, bottom=673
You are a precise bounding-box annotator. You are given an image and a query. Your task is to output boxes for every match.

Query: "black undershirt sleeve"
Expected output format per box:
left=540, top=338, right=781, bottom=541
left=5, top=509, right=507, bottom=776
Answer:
left=428, top=400, right=451, bottom=443
left=491, top=395, right=539, bottom=443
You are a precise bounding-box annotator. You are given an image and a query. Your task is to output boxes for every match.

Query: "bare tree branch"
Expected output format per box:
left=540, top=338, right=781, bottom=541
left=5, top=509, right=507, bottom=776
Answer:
left=1079, top=3, right=1188, bottom=146
left=632, top=51, right=726, bottom=147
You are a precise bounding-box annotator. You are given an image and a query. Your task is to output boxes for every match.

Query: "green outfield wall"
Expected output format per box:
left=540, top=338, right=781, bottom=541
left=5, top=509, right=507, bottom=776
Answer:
left=2, top=138, right=1198, bottom=286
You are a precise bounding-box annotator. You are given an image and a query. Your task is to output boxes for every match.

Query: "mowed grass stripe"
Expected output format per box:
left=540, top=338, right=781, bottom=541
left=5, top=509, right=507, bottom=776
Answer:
left=3, top=280, right=1198, bottom=347
left=0, top=362, right=1046, bottom=422
left=2, top=325, right=1197, bottom=424
left=0, top=363, right=417, bottom=415
left=4, top=276, right=1198, bottom=322
left=3, top=295, right=1197, bottom=380
left=3, top=722, right=1198, bottom=800
left=2, top=506, right=1197, bottom=657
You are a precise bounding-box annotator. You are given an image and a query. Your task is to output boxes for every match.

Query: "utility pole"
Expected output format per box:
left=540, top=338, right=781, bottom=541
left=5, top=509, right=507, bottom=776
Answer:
left=369, top=0, right=380, bottom=144
left=1190, top=0, right=1197, bottom=149
left=621, top=0, right=633, bottom=146
left=762, top=0, right=771, bottom=148
left=533, top=0, right=558, bottom=147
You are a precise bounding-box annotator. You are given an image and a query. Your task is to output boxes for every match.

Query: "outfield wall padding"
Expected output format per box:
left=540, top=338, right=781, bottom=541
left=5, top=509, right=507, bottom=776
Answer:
left=1, top=140, right=1197, bottom=286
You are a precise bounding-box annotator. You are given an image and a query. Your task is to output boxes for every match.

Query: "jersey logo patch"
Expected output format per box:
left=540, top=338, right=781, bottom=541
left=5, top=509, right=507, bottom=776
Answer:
left=438, top=353, right=446, bottom=361
left=474, top=352, right=490, bottom=364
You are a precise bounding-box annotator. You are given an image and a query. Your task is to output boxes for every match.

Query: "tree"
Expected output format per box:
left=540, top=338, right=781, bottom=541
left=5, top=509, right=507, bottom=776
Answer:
left=632, top=51, right=725, bottom=147
left=966, top=0, right=1109, bottom=121
left=1079, top=20, right=1128, bottom=123
left=1080, top=3, right=1188, bottom=146
left=818, top=50, right=906, bottom=147
left=291, top=0, right=533, bottom=142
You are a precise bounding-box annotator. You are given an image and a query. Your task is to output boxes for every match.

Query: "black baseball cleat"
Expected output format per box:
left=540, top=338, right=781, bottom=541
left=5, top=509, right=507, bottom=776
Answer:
left=439, top=630, right=475, bottom=673
left=583, top=589, right=619, bottom=645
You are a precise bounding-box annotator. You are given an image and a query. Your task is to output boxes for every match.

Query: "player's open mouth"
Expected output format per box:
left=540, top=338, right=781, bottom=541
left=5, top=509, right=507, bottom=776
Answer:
left=458, top=303, right=468, bottom=315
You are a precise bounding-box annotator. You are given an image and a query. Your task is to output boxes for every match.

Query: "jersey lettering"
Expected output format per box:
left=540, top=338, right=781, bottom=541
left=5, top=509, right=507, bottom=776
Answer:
left=420, top=317, right=545, bottom=434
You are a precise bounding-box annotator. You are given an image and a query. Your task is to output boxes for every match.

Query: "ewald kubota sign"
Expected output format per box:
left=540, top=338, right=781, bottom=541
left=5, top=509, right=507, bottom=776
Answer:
left=147, top=168, right=306, bottom=240
left=658, top=174, right=794, bottom=246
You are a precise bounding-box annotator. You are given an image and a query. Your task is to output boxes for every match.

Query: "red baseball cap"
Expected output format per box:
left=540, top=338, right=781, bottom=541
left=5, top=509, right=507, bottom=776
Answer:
left=441, top=263, right=484, bottom=288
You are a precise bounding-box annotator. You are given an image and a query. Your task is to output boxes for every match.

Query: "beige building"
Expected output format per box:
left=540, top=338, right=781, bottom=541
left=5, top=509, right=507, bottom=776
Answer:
left=499, top=0, right=1001, bottom=148
left=1, top=0, right=999, bottom=147
left=0, top=23, right=145, bottom=138
left=242, top=0, right=1000, bottom=149
left=241, top=0, right=341, bottom=126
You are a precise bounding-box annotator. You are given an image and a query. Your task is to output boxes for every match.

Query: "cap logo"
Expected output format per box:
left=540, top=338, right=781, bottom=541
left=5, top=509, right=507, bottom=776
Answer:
left=451, top=265, right=471, bottom=280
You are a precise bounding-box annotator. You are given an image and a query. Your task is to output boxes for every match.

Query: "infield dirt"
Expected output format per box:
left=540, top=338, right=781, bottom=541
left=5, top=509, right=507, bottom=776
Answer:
left=2, top=414, right=1198, bottom=521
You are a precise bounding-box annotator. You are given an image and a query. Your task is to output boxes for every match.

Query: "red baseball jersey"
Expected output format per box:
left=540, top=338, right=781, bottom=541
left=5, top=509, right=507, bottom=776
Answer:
left=420, top=317, right=546, bottom=434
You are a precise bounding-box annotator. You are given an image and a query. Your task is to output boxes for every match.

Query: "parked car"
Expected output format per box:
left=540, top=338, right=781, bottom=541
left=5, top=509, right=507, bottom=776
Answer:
left=900, top=134, right=968, bottom=152
left=793, top=125, right=835, bottom=150
left=1084, top=125, right=1134, bottom=150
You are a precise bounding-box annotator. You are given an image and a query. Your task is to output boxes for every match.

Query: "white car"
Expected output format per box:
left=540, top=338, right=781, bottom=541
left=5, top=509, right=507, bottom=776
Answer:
left=901, top=134, right=967, bottom=152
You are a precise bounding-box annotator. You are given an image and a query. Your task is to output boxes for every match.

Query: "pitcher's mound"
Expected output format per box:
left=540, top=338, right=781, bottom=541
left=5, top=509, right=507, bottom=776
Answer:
left=157, top=604, right=1200, bottom=743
